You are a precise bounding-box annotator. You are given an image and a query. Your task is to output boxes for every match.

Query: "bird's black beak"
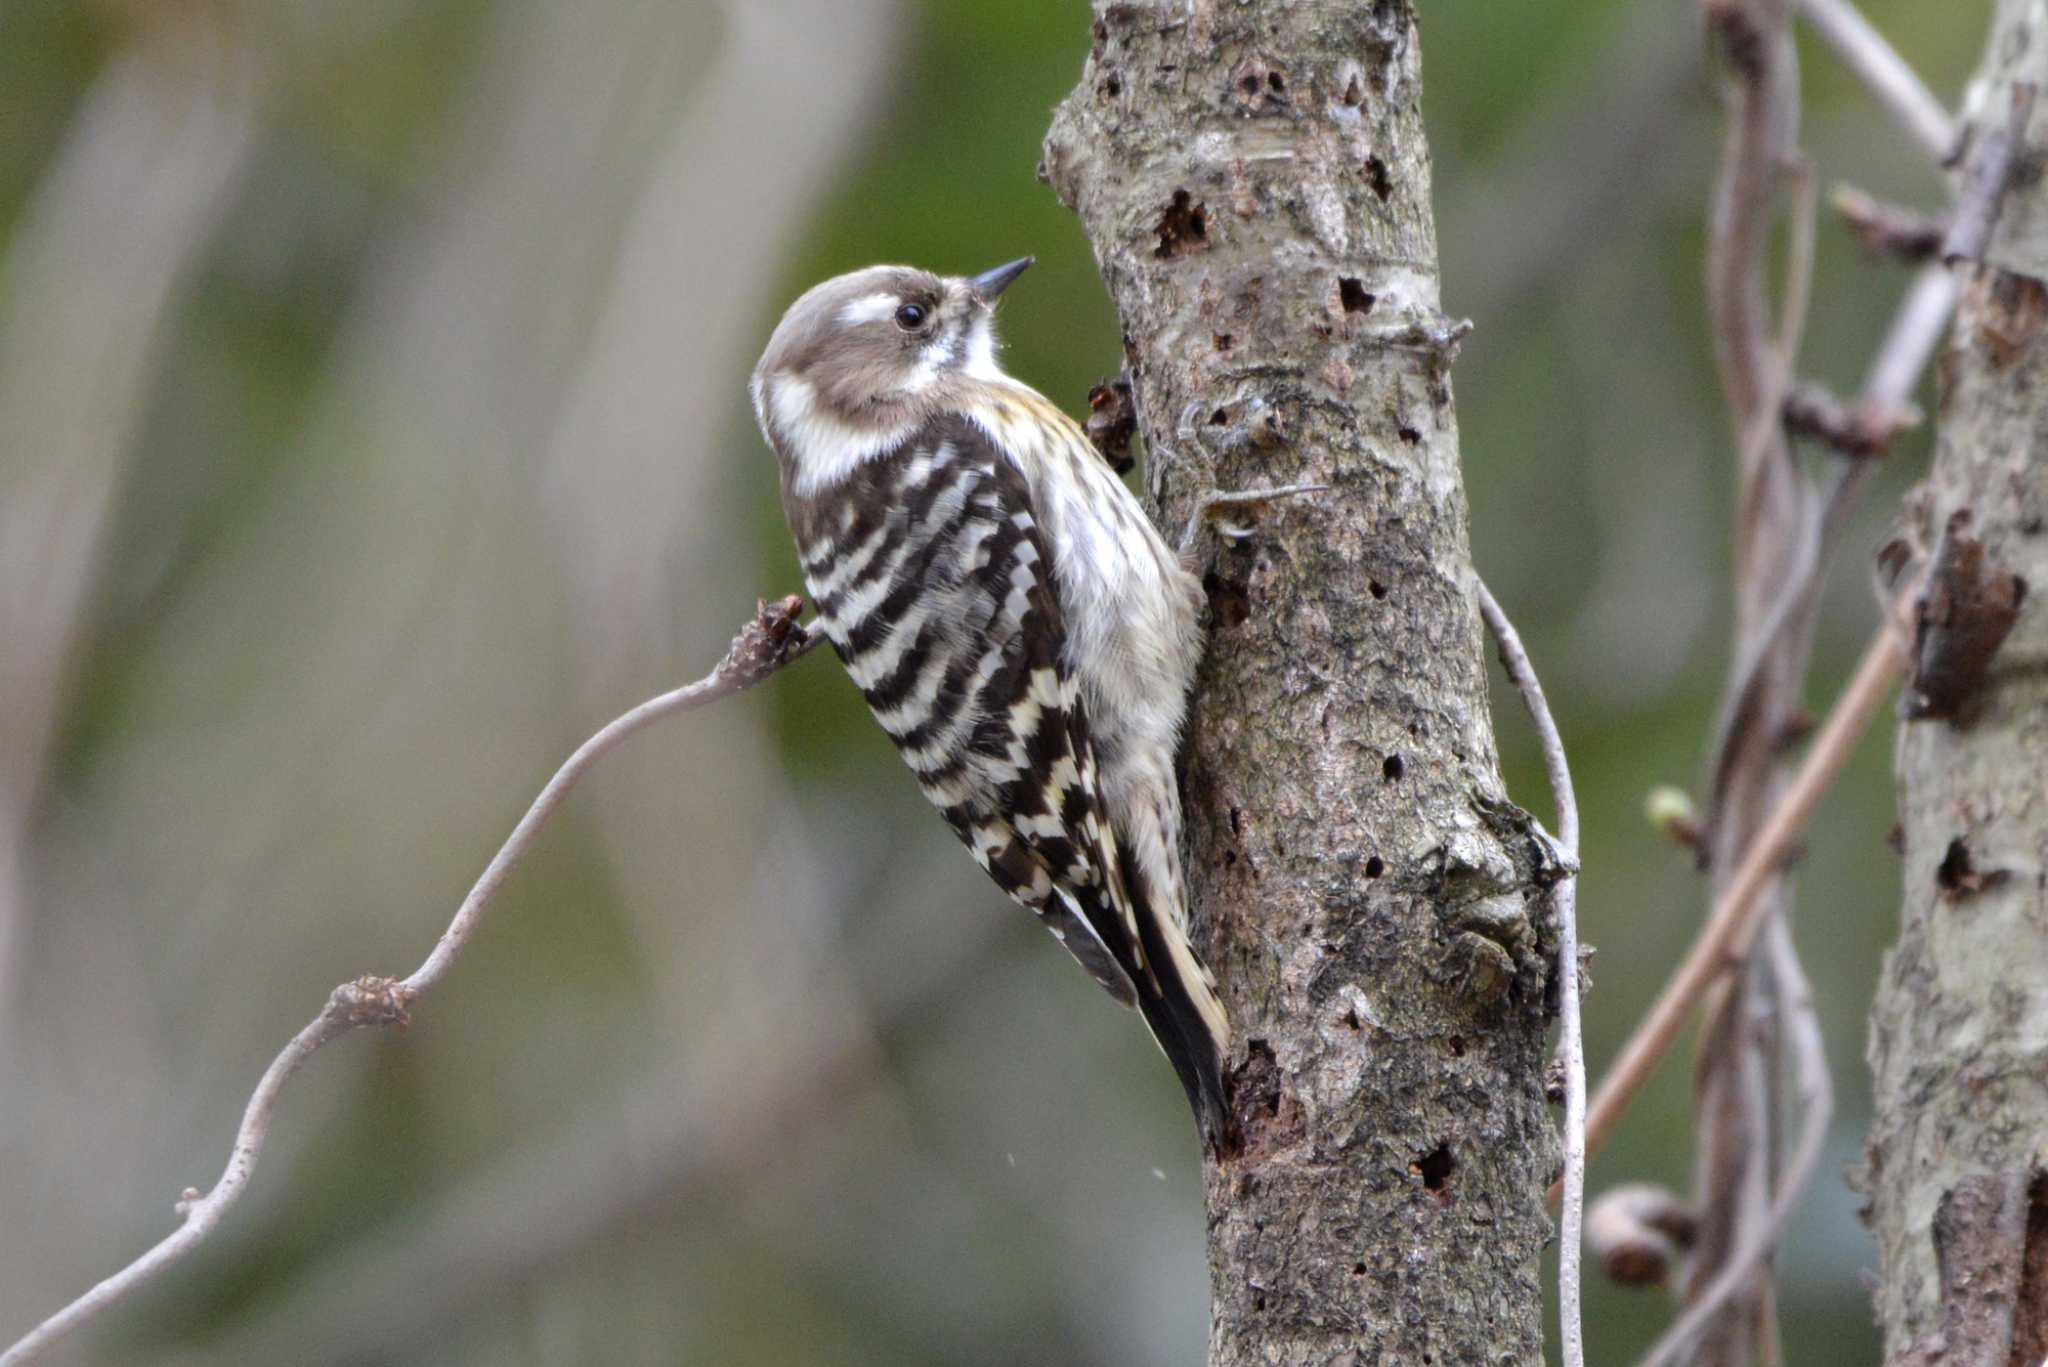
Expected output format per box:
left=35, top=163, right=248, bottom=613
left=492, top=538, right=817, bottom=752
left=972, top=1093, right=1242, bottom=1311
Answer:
left=969, top=256, right=1033, bottom=305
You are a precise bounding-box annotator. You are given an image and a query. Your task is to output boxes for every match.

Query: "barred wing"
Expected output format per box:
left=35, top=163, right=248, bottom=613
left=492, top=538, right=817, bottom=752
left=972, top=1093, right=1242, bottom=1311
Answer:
left=791, top=414, right=1147, bottom=1007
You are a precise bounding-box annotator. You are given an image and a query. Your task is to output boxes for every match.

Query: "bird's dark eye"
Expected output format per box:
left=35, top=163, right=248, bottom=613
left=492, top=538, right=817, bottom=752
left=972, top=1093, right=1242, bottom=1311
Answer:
left=894, top=303, right=928, bottom=330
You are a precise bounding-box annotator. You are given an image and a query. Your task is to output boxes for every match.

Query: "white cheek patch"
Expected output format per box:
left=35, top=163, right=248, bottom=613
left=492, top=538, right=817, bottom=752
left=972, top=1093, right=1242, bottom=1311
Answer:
left=961, top=317, right=1007, bottom=381
left=901, top=331, right=959, bottom=394
left=837, top=292, right=901, bottom=327
left=767, top=373, right=915, bottom=496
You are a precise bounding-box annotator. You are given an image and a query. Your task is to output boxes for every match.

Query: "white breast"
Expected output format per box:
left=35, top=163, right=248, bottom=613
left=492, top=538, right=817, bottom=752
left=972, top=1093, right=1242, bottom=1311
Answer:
left=961, top=384, right=1204, bottom=768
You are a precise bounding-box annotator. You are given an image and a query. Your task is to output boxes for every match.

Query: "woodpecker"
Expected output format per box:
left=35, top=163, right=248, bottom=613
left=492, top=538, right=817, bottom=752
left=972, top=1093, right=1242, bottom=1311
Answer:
left=751, top=258, right=1310, bottom=1147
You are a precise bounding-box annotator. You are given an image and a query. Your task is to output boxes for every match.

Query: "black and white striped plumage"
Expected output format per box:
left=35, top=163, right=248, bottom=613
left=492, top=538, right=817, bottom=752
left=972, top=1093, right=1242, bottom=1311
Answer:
left=751, top=260, right=1230, bottom=1145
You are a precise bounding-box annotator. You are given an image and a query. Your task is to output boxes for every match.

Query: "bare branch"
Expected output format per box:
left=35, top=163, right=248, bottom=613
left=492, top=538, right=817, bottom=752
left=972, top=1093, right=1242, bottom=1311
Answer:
left=1475, top=578, right=1585, bottom=1367
left=1794, top=0, right=1958, bottom=163
left=1573, top=603, right=1908, bottom=1174
left=0, top=597, right=818, bottom=1367
left=1944, top=82, right=2040, bottom=265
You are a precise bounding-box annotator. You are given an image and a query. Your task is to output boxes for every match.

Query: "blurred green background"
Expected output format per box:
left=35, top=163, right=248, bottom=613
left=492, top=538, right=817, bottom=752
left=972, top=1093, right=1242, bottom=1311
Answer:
left=0, top=1, right=1986, bottom=1362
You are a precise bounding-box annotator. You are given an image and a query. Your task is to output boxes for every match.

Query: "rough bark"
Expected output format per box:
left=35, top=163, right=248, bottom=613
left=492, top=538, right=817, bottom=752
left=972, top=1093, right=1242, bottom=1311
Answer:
left=1044, top=5, right=1557, bottom=1364
left=1865, top=5, right=2048, bottom=1363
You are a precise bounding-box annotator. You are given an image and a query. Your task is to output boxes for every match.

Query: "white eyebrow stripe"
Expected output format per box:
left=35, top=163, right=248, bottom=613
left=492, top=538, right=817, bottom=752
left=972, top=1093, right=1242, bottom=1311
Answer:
left=838, top=292, right=901, bottom=326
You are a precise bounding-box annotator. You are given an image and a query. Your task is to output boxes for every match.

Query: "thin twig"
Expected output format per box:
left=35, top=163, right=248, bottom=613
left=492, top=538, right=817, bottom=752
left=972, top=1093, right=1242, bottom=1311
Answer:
left=1864, top=265, right=1959, bottom=413
left=1794, top=0, right=1958, bottom=163
left=1474, top=578, right=1585, bottom=1367
left=0, top=597, right=819, bottom=1367
left=1567, top=606, right=1907, bottom=1182
left=1701, top=260, right=1953, bottom=853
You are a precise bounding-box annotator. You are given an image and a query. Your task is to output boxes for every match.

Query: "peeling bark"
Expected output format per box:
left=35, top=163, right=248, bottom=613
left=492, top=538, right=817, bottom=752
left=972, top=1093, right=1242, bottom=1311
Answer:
left=1865, top=5, right=2048, bottom=1363
left=1044, top=4, right=1555, bottom=1363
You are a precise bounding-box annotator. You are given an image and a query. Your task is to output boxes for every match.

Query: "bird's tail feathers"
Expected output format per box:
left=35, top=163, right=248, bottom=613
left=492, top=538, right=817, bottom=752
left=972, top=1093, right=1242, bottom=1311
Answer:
left=1118, top=856, right=1233, bottom=1152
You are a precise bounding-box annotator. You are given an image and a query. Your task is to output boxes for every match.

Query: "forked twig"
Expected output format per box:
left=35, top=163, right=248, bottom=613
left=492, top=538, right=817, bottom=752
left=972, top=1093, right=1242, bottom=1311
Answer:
left=1474, top=578, right=1585, bottom=1367
left=0, top=597, right=819, bottom=1367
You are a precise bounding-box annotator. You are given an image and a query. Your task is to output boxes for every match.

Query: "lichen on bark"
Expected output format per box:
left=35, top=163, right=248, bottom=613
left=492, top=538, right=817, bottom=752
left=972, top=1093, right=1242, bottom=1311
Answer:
left=1864, top=4, right=2048, bottom=1362
left=1044, top=4, right=1557, bottom=1362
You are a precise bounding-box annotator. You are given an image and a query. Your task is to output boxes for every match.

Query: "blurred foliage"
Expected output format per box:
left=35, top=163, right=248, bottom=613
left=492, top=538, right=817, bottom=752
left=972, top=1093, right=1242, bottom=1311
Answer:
left=0, top=0, right=1993, bottom=1363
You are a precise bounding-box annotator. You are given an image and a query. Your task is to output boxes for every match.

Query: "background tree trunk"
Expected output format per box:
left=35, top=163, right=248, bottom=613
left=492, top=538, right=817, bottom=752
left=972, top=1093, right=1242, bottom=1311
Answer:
left=1044, top=4, right=1558, bottom=1363
left=1866, top=6, right=2048, bottom=1363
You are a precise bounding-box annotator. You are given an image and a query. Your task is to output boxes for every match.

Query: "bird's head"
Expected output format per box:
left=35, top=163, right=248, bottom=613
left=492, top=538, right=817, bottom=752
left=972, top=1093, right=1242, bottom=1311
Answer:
left=752, top=258, right=1031, bottom=492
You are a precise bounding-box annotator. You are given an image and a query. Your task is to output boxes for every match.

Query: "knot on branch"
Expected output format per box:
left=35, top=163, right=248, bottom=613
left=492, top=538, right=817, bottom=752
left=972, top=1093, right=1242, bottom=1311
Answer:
left=1703, top=1, right=1767, bottom=81
left=719, top=595, right=812, bottom=687
left=329, top=975, right=418, bottom=1030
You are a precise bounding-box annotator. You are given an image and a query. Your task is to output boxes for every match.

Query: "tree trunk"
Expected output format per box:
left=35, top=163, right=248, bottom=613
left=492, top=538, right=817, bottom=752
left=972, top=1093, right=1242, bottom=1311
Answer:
left=1865, top=7, right=2048, bottom=1363
left=1044, top=5, right=1557, bottom=1363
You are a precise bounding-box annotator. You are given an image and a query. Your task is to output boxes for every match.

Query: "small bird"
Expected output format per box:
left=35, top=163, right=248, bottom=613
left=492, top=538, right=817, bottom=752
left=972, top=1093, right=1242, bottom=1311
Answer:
left=751, top=258, right=1309, bottom=1147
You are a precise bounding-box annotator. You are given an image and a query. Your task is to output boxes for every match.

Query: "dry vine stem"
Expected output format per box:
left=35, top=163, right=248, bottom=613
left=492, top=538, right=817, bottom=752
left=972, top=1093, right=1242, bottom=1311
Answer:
left=1559, top=597, right=1911, bottom=1195
left=1475, top=579, right=1586, bottom=1367
left=0, top=597, right=818, bottom=1367
left=1559, top=0, right=1961, bottom=1244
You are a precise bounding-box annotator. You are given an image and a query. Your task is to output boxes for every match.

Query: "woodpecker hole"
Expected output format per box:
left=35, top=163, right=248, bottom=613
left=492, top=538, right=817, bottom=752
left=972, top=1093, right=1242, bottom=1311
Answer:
left=1100, top=72, right=1122, bottom=99
left=1339, top=277, right=1375, bottom=315
left=1155, top=189, right=1209, bottom=258
left=1340, top=1004, right=1362, bottom=1031
left=1268, top=70, right=1286, bottom=93
left=1365, top=155, right=1392, bottom=201
left=1364, top=856, right=1385, bottom=879
left=1204, top=570, right=1251, bottom=627
left=1213, top=332, right=1234, bottom=352
left=1936, top=837, right=1970, bottom=891
left=1448, top=1035, right=1465, bottom=1057
left=1336, top=59, right=1367, bottom=108
left=1415, top=1142, right=1456, bottom=1196
left=1397, top=425, right=1422, bottom=445
left=1383, top=753, right=1405, bottom=782
left=1209, top=406, right=1231, bottom=426
left=1352, top=1262, right=1367, bottom=1276
left=1936, top=836, right=2007, bottom=898
left=1369, top=579, right=1389, bottom=600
